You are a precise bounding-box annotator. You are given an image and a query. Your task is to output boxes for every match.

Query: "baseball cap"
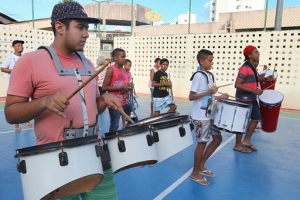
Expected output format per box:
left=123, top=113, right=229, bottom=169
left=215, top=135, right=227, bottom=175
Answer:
left=51, top=2, right=100, bottom=25
left=243, top=45, right=256, bottom=57
left=12, top=40, right=24, bottom=46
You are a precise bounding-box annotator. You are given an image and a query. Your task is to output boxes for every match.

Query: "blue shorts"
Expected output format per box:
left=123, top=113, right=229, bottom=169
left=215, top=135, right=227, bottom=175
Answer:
left=150, top=88, right=154, bottom=102
left=153, top=95, right=175, bottom=112
left=240, top=100, right=261, bottom=122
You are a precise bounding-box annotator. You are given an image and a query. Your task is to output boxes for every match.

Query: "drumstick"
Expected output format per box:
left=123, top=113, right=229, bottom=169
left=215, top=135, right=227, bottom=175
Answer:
left=118, top=107, right=135, bottom=124
left=272, top=65, right=276, bottom=77
left=67, top=59, right=112, bottom=100
left=262, top=83, right=276, bottom=91
left=217, top=83, right=233, bottom=88
left=217, top=92, right=236, bottom=99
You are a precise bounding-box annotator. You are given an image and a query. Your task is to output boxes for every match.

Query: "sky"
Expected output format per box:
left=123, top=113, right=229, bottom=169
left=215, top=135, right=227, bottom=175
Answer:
left=0, top=0, right=299, bottom=28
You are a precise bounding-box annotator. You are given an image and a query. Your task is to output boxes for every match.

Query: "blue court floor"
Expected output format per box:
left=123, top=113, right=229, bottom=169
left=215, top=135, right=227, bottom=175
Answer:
left=0, top=96, right=300, bottom=200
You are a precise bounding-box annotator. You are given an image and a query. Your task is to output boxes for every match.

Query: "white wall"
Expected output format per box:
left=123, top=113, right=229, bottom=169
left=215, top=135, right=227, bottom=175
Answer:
left=115, top=30, right=300, bottom=110
left=0, top=25, right=100, bottom=97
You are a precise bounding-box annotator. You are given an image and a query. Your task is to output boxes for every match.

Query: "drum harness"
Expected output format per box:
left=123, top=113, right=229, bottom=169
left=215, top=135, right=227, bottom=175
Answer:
left=190, top=70, right=216, bottom=118
left=38, top=46, right=99, bottom=140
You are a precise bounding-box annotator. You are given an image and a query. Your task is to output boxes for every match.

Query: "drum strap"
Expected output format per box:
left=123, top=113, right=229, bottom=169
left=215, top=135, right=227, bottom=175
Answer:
left=244, top=61, right=258, bottom=87
left=74, top=69, right=89, bottom=137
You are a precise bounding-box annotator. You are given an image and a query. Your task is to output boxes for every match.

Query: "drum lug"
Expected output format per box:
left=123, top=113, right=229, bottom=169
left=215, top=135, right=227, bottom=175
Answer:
left=189, top=122, right=194, bottom=131
left=59, top=152, right=69, bottom=166
left=17, top=160, right=27, bottom=174
left=146, top=134, right=154, bottom=146
left=179, top=127, right=186, bottom=137
left=153, top=132, right=159, bottom=142
left=117, top=132, right=126, bottom=152
left=95, top=145, right=103, bottom=157
left=118, top=140, right=126, bottom=152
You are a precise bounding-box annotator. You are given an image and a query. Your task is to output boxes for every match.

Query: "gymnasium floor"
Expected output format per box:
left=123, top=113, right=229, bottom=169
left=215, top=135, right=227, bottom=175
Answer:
left=0, top=96, right=299, bottom=200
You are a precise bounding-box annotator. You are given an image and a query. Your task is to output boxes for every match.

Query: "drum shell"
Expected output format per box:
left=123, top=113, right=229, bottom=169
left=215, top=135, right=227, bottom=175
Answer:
left=15, top=136, right=103, bottom=200
left=104, top=125, right=158, bottom=174
left=149, top=115, right=193, bottom=163
left=213, top=99, right=252, bottom=134
left=259, top=90, right=284, bottom=132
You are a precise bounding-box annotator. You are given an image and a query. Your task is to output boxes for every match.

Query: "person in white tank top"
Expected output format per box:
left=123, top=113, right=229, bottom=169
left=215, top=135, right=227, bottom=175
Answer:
left=148, top=58, right=161, bottom=116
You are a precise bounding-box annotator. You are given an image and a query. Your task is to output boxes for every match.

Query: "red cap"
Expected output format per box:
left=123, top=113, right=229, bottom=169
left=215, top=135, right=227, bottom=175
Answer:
left=243, top=45, right=256, bottom=57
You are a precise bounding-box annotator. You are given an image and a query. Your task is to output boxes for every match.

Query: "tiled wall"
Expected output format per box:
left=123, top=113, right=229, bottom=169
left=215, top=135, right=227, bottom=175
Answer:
left=115, top=30, right=300, bottom=110
left=0, top=25, right=100, bottom=97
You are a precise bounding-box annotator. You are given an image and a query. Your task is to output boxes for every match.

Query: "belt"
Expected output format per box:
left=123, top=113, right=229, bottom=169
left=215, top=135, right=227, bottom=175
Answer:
left=63, top=124, right=99, bottom=139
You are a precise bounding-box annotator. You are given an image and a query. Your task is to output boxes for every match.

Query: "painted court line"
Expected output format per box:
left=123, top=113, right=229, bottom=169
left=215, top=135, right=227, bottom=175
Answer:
left=154, top=134, right=236, bottom=200
left=0, top=128, right=33, bottom=135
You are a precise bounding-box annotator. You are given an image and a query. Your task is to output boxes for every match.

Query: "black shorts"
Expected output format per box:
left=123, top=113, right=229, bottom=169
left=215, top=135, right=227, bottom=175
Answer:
left=241, top=100, right=261, bottom=122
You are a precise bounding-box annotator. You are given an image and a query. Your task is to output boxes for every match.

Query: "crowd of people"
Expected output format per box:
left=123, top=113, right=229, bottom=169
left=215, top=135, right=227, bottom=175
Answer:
left=1, top=1, right=277, bottom=198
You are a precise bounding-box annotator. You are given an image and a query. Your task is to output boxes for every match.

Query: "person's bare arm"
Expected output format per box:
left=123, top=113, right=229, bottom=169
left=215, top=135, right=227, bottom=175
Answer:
left=189, top=86, right=218, bottom=101
left=96, top=93, right=122, bottom=114
left=1, top=67, right=12, bottom=74
left=235, top=78, right=262, bottom=95
left=4, top=93, right=69, bottom=124
left=150, top=69, right=155, bottom=81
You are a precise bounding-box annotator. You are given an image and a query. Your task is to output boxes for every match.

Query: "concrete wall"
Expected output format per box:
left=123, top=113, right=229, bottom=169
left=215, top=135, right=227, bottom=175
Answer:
left=115, top=30, right=300, bottom=110
left=0, top=24, right=100, bottom=97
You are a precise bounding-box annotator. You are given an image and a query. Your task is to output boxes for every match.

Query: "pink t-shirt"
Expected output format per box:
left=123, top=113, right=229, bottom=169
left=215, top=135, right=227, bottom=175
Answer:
left=7, top=48, right=100, bottom=145
left=108, top=66, right=129, bottom=106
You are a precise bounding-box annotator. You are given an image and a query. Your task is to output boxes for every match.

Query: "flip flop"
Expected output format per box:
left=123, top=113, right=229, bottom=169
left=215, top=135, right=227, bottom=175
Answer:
left=14, top=127, right=21, bottom=132
left=200, top=170, right=215, bottom=177
left=233, top=147, right=251, bottom=154
left=242, top=144, right=258, bottom=152
left=24, top=122, right=33, bottom=127
left=190, top=176, right=210, bottom=186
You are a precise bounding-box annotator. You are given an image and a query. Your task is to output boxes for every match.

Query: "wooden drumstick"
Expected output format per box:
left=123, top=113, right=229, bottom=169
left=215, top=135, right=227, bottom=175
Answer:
left=217, top=92, right=236, bottom=99
left=67, top=59, right=112, bottom=100
left=272, top=65, right=276, bottom=77
left=118, top=107, right=135, bottom=124
left=262, top=83, right=276, bottom=91
left=217, top=83, right=233, bottom=88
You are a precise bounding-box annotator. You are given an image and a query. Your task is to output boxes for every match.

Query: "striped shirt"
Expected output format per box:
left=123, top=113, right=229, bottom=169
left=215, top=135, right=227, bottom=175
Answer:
left=235, top=61, right=258, bottom=101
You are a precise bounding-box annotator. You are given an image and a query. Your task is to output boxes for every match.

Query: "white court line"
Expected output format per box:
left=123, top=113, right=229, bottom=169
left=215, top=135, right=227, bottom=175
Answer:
left=0, top=128, right=33, bottom=135
left=154, top=134, right=236, bottom=200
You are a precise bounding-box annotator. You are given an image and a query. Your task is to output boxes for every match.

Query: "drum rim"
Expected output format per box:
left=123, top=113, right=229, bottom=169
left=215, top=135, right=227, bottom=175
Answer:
left=259, top=90, right=284, bottom=105
left=15, top=135, right=99, bottom=158
left=104, top=124, right=150, bottom=139
left=149, top=115, right=190, bottom=130
left=218, top=98, right=252, bottom=108
left=127, top=112, right=178, bottom=127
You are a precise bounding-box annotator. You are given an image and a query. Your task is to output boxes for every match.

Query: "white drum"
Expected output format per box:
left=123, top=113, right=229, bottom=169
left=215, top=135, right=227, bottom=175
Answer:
left=264, top=70, right=278, bottom=79
left=15, top=135, right=104, bottom=200
left=213, top=99, right=252, bottom=133
left=149, top=115, right=193, bottom=163
left=104, top=125, right=158, bottom=173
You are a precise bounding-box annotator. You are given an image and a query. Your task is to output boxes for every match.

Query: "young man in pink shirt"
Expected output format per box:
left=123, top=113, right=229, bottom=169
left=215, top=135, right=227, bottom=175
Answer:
left=4, top=2, right=121, bottom=199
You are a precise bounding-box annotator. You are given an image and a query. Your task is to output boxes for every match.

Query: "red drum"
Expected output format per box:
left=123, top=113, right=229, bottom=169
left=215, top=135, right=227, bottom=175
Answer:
left=259, top=70, right=278, bottom=90
left=259, top=90, right=284, bottom=132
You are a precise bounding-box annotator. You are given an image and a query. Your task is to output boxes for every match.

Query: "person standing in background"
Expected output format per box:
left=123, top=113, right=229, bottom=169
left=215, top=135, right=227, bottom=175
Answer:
left=148, top=58, right=161, bottom=116
left=1, top=40, right=32, bottom=131
left=95, top=55, right=108, bottom=95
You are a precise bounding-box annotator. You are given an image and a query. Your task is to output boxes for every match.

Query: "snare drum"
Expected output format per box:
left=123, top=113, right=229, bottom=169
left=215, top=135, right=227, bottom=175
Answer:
left=104, top=125, right=158, bottom=173
left=259, top=90, right=284, bottom=132
left=259, top=70, right=278, bottom=90
left=213, top=99, right=252, bottom=133
left=15, top=135, right=103, bottom=200
left=149, top=115, right=193, bottom=163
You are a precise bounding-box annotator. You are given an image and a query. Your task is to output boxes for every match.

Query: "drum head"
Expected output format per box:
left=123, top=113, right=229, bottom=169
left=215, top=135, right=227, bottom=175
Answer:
left=264, top=70, right=278, bottom=79
left=218, top=98, right=251, bottom=108
left=104, top=124, right=150, bottom=139
left=15, top=135, right=99, bottom=158
left=127, top=112, right=179, bottom=127
left=259, top=90, right=284, bottom=105
left=149, top=115, right=190, bottom=130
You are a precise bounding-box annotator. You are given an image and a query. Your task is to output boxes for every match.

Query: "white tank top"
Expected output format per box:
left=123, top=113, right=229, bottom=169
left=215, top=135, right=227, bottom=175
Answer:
left=148, top=67, right=158, bottom=88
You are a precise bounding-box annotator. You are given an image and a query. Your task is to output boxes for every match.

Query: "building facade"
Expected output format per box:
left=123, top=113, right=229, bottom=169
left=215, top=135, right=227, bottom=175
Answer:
left=210, top=0, right=265, bottom=22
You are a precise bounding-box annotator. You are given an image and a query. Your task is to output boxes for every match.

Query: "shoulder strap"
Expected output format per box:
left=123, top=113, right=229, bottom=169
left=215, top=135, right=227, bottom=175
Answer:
left=37, top=46, right=92, bottom=76
left=243, top=61, right=258, bottom=87
left=190, top=71, right=209, bottom=82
